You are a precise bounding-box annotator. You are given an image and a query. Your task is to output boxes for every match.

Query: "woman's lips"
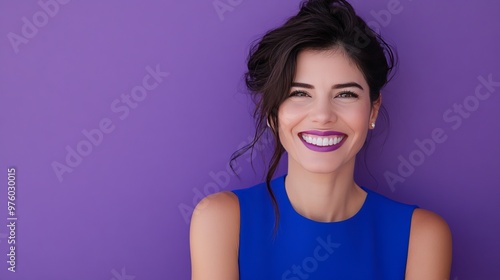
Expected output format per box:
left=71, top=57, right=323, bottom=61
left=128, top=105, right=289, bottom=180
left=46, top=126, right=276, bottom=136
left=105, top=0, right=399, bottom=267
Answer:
left=299, top=130, right=347, bottom=152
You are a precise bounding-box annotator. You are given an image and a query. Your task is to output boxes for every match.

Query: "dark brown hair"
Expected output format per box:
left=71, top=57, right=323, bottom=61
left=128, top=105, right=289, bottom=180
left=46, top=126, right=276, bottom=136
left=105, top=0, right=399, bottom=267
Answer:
left=230, top=0, right=396, bottom=233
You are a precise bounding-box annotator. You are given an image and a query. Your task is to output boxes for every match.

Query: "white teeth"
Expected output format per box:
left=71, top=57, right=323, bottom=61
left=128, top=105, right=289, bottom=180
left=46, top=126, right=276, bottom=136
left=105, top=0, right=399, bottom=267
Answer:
left=322, top=138, right=328, bottom=146
left=301, top=134, right=344, bottom=147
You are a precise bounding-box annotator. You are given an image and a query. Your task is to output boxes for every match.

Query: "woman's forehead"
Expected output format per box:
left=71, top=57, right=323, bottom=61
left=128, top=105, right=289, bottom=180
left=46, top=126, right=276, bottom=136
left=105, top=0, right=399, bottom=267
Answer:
left=293, top=49, right=367, bottom=88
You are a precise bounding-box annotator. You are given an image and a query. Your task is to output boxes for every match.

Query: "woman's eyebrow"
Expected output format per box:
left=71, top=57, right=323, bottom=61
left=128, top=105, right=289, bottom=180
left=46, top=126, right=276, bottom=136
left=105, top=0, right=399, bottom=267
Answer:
left=291, top=82, right=364, bottom=90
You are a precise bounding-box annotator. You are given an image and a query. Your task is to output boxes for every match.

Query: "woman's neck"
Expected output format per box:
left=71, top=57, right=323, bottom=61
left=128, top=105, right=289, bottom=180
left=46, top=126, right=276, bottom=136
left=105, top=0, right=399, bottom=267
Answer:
left=284, top=158, right=366, bottom=222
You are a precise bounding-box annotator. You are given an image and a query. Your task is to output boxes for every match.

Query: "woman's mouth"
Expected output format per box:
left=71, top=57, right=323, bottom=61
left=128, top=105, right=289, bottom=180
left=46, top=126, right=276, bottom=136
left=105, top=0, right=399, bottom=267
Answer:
left=299, top=131, right=347, bottom=152
left=301, top=134, right=345, bottom=146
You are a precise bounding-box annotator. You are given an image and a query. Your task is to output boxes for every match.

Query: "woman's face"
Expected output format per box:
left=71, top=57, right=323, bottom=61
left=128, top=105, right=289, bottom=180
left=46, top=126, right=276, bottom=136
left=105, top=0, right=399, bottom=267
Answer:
left=277, top=48, right=380, bottom=174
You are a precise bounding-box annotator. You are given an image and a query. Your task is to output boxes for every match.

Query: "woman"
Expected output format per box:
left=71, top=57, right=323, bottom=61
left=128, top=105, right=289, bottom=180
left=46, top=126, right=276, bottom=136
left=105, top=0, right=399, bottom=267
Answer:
left=190, top=0, right=452, bottom=279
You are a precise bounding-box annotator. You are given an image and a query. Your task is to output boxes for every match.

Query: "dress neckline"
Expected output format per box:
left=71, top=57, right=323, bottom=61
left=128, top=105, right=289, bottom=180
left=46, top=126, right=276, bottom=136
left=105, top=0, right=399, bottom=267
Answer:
left=275, top=174, right=370, bottom=225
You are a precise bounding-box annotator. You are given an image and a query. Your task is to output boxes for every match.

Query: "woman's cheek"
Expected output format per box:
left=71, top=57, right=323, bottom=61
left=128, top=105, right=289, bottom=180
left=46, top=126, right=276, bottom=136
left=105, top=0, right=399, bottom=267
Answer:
left=279, top=101, right=308, bottom=121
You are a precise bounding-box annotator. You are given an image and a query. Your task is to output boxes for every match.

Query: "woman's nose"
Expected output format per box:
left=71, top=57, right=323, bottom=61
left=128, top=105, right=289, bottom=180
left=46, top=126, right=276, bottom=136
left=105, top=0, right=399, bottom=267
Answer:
left=310, top=97, right=337, bottom=124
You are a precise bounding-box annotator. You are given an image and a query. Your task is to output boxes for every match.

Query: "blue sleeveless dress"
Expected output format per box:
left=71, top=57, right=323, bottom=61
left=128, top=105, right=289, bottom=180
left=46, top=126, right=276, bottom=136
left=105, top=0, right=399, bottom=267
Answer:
left=231, top=174, right=418, bottom=280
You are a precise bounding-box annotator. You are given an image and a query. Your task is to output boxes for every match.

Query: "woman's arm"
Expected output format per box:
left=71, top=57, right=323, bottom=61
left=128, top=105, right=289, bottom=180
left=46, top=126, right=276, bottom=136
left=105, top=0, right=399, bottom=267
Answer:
left=190, top=191, right=240, bottom=280
left=405, top=208, right=453, bottom=280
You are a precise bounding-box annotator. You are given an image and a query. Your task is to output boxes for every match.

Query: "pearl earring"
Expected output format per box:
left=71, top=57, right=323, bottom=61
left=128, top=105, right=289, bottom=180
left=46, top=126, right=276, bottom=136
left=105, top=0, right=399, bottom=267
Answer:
left=370, top=122, right=375, bottom=129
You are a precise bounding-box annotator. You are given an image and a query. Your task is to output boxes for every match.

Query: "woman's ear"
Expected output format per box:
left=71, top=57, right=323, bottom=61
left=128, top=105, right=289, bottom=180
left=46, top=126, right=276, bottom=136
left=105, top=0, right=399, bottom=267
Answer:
left=370, top=93, right=382, bottom=127
left=267, top=115, right=278, bottom=132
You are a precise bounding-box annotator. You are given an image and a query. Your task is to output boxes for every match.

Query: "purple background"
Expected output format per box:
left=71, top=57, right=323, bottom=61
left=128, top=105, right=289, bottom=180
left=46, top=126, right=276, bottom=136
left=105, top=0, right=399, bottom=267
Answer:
left=1, top=0, right=499, bottom=279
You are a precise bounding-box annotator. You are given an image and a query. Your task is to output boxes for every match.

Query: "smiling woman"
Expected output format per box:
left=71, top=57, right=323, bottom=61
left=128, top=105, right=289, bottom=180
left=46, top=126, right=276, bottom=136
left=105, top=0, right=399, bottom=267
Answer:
left=279, top=49, right=375, bottom=176
left=190, top=0, right=452, bottom=279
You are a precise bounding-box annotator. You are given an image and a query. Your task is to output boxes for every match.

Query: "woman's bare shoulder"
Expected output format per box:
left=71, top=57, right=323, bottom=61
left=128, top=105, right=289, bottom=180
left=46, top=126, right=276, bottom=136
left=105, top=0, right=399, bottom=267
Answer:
left=405, top=208, right=452, bottom=279
left=193, top=191, right=240, bottom=217
left=190, top=191, right=240, bottom=280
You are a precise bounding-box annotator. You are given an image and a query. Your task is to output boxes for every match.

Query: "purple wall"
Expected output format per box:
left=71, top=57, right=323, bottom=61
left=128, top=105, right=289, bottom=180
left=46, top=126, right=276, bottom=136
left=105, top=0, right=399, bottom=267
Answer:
left=0, top=0, right=499, bottom=279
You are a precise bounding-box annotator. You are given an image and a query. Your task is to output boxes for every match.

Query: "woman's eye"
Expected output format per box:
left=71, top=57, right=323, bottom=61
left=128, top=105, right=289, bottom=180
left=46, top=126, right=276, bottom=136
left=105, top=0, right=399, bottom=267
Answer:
left=289, top=90, right=309, bottom=97
left=336, top=91, right=359, bottom=98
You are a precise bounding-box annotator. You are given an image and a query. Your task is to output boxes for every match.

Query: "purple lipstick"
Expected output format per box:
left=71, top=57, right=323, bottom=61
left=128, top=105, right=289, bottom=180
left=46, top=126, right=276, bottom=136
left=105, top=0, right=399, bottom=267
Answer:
left=299, top=130, right=347, bottom=152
